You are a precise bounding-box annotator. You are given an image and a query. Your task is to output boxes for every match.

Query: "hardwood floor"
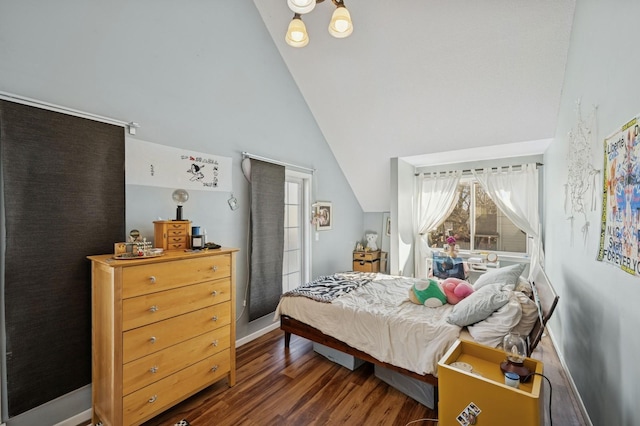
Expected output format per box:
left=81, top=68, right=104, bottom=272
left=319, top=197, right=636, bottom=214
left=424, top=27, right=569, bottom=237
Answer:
left=142, top=329, right=589, bottom=426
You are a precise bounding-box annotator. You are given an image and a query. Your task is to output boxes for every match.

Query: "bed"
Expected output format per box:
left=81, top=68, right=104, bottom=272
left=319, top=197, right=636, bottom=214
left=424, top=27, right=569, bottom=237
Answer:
left=276, top=262, right=558, bottom=390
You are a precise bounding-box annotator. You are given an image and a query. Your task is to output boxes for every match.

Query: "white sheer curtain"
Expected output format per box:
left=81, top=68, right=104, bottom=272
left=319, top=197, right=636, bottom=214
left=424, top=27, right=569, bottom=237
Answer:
left=472, top=164, right=542, bottom=277
left=413, top=171, right=462, bottom=278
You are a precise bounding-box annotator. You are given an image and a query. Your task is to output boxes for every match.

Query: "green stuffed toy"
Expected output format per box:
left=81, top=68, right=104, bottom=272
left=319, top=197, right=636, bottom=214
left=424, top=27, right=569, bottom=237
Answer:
left=409, top=279, right=447, bottom=307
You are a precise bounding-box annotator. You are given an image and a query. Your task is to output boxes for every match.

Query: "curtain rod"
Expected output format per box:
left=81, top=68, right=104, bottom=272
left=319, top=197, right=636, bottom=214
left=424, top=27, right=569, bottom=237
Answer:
left=242, top=151, right=315, bottom=174
left=0, top=91, right=140, bottom=134
left=415, top=162, right=543, bottom=176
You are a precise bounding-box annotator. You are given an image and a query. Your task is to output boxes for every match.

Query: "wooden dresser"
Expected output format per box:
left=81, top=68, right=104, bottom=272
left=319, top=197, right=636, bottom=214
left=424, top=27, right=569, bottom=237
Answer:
left=88, top=248, right=238, bottom=426
left=153, top=220, right=191, bottom=250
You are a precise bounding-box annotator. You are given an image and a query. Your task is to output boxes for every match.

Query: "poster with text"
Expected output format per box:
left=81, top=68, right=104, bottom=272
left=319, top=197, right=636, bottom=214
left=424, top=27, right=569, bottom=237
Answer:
left=125, top=138, right=232, bottom=192
left=597, top=113, right=640, bottom=276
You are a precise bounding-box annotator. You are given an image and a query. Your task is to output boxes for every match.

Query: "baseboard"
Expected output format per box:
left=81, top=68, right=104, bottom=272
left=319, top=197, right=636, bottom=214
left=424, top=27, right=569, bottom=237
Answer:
left=546, top=329, right=593, bottom=426
left=53, top=408, right=91, bottom=426
left=236, top=322, right=280, bottom=347
left=4, top=385, right=91, bottom=426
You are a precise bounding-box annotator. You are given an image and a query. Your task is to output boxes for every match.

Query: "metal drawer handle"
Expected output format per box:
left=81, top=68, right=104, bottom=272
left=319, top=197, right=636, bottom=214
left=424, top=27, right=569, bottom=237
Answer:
left=211, top=365, right=219, bottom=372
left=212, top=265, right=218, bottom=272
left=149, top=336, right=157, bottom=344
left=212, top=340, right=219, bottom=347
left=149, top=305, right=158, bottom=313
left=150, top=366, right=158, bottom=374
left=149, top=276, right=156, bottom=284
left=212, top=315, right=218, bottom=322
left=211, top=290, right=218, bottom=297
left=148, top=395, right=157, bottom=403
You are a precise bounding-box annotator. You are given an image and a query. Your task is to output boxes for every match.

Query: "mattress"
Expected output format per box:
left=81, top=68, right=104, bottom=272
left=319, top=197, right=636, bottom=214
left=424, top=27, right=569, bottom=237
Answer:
left=275, top=273, right=462, bottom=376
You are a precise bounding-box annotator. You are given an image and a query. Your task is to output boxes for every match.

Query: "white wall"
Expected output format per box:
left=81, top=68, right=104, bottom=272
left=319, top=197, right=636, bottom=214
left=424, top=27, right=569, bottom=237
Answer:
left=0, top=0, right=364, bottom=423
left=545, top=2, right=640, bottom=425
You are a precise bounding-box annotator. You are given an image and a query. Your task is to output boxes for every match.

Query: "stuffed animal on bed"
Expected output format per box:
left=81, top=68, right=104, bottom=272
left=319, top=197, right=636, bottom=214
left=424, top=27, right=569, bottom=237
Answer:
left=441, top=277, right=475, bottom=305
left=409, top=279, right=447, bottom=307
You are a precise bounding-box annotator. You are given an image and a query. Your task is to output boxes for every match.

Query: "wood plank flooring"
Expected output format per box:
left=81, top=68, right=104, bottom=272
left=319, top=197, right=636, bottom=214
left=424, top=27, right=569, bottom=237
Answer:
left=141, top=329, right=589, bottom=426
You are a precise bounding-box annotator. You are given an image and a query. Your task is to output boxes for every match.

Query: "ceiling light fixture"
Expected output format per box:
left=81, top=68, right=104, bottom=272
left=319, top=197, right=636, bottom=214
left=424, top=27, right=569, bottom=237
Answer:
left=285, top=0, right=353, bottom=48
left=285, top=13, right=309, bottom=47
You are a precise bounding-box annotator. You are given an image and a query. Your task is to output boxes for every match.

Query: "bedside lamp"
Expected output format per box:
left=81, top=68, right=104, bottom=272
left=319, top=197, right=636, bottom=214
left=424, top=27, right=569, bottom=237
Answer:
left=172, top=189, right=189, bottom=221
left=500, top=332, right=531, bottom=382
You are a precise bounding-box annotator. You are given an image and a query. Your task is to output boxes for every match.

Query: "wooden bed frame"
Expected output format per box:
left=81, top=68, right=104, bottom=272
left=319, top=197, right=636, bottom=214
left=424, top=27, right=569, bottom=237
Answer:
left=281, top=264, right=558, bottom=387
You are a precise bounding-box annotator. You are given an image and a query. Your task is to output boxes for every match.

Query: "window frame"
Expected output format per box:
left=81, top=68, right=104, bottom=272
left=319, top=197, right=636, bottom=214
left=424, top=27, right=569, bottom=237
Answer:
left=282, top=169, right=312, bottom=293
left=429, top=175, right=530, bottom=257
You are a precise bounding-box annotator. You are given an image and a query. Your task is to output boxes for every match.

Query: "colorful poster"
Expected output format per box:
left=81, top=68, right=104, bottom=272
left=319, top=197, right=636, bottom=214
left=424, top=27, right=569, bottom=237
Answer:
left=125, top=138, right=232, bottom=191
left=597, top=114, right=640, bottom=275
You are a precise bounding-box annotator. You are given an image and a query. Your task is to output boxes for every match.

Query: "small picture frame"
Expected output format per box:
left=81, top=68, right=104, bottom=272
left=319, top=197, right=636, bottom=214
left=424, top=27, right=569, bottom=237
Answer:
left=315, top=202, right=333, bottom=231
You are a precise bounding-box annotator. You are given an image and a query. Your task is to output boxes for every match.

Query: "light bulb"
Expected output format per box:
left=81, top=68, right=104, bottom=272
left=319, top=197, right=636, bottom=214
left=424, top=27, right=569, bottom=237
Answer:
left=328, top=6, right=353, bottom=38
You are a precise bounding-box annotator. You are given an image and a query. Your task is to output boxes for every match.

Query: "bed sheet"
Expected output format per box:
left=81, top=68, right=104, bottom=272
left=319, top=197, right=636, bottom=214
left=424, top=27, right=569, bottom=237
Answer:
left=275, top=273, right=462, bottom=376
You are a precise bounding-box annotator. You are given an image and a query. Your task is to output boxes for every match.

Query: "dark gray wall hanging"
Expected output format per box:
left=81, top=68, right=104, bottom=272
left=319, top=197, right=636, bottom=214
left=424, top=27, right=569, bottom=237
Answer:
left=0, top=100, right=125, bottom=418
left=248, top=159, right=285, bottom=321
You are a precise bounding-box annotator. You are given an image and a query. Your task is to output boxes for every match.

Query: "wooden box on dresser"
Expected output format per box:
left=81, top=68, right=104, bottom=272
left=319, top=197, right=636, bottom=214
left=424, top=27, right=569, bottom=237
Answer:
left=88, top=248, right=239, bottom=426
left=153, top=220, right=191, bottom=251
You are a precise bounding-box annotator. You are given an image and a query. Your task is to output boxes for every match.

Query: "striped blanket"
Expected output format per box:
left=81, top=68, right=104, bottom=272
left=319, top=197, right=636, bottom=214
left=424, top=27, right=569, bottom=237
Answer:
left=282, top=272, right=377, bottom=303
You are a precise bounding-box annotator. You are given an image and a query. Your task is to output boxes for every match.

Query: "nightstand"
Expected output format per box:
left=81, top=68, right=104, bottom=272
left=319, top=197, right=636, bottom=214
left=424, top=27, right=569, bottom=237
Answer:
left=353, top=250, right=381, bottom=272
left=438, top=339, right=543, bottom=426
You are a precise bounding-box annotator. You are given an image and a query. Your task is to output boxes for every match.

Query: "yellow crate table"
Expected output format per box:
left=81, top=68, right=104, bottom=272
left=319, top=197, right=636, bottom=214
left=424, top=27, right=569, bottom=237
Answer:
left=437, top=339, right=544, bottom=426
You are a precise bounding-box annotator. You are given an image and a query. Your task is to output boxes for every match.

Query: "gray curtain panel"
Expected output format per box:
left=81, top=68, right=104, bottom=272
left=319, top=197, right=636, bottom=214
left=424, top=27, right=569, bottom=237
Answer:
left=0, top=100, right=125, bottom=417
left=248, top=159, right=285, bottom=321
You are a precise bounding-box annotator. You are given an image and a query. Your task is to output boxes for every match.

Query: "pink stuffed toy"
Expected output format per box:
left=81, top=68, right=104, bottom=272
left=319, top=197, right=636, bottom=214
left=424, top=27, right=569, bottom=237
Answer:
left=441, top=277, right=474, bottom=305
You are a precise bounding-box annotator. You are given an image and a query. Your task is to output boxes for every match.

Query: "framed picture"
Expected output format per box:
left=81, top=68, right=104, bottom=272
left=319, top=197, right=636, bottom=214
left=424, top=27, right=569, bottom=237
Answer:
left=315, top=202, right=332, bottom=231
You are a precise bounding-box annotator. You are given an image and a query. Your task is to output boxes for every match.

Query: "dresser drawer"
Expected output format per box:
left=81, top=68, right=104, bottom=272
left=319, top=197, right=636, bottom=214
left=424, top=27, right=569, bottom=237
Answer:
left=123, top=279, right=231, bottom=331
left=353, top=250, right=381, bottom=262
left=123, top=303, right=231, bottom=363
left=123, top=349, right=230, bottom=426
left=353, top=259, right=380, bottom=273
left=122, top=255, right=231, bottom=299
left=167, top=241, right=188, bottom=250
left=167, top=234, right=188, bottom=243
left=122, top=326, right=231, bottom=396
left=166, top=225, right=188, bottom=235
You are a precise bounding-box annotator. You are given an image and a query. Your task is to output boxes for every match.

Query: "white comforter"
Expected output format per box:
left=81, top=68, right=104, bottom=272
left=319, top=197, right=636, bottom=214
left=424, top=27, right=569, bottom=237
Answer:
left=275, top=273, right=462, bottom=376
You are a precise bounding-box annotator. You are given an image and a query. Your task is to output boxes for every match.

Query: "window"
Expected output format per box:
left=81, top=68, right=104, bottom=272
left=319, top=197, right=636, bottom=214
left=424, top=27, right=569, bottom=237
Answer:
left=283, top=170, right=312, bottom=292
left=428, top=178, right=527, bottom=254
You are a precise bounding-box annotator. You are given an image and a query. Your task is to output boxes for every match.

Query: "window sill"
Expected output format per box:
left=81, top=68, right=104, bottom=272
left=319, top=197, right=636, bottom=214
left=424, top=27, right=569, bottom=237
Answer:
left=458, top=252, right=531, bottom=264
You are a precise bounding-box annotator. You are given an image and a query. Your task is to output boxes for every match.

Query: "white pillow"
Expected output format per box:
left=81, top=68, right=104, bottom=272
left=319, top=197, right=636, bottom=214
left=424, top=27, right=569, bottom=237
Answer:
left=514, top=277, right=533, bottom=296
left=447, top=283, right=510, bottom=326
left=511, top=291, right=539, bottom=336
left=468, top=292, right=523, bottom=348
left=473, top=263, right=526, bottom=291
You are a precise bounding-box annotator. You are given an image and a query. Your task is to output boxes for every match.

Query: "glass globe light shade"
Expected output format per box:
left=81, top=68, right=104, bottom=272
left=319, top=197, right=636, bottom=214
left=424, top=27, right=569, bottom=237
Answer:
left=328, top=6, right=353, bottom=38
left=172, top=189, right=189, bottom=221
left=503, top=332, right=526, bottom=364
left=172, top=189, right=189, bottom=206
left=286, top=17, right=309, bottom=47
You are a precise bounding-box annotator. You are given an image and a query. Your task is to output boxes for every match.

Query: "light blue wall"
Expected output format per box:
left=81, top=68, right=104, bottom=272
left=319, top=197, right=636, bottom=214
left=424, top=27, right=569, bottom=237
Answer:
left=0, top=0, right=363, bottom=423
left=545, top=2, right=640, bottom=425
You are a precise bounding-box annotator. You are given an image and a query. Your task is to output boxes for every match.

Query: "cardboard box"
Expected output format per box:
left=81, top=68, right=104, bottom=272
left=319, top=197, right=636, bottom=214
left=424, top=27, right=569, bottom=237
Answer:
left=374, top=365, right=435, bottom=409
left=313, top=343, right=366, bottom=371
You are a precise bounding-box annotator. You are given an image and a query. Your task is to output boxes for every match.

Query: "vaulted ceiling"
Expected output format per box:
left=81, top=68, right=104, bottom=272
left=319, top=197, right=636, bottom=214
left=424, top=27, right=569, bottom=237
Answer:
left=254, top=1, right=576, bottom=211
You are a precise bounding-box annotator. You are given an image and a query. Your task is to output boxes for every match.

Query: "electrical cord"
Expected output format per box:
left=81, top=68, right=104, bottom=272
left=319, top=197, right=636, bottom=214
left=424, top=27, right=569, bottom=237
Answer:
left=405, top=418, right=438, bottom=426
left=235, top=186, right=252, bottom=322
left=524, top=371, right=553, bottom=426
